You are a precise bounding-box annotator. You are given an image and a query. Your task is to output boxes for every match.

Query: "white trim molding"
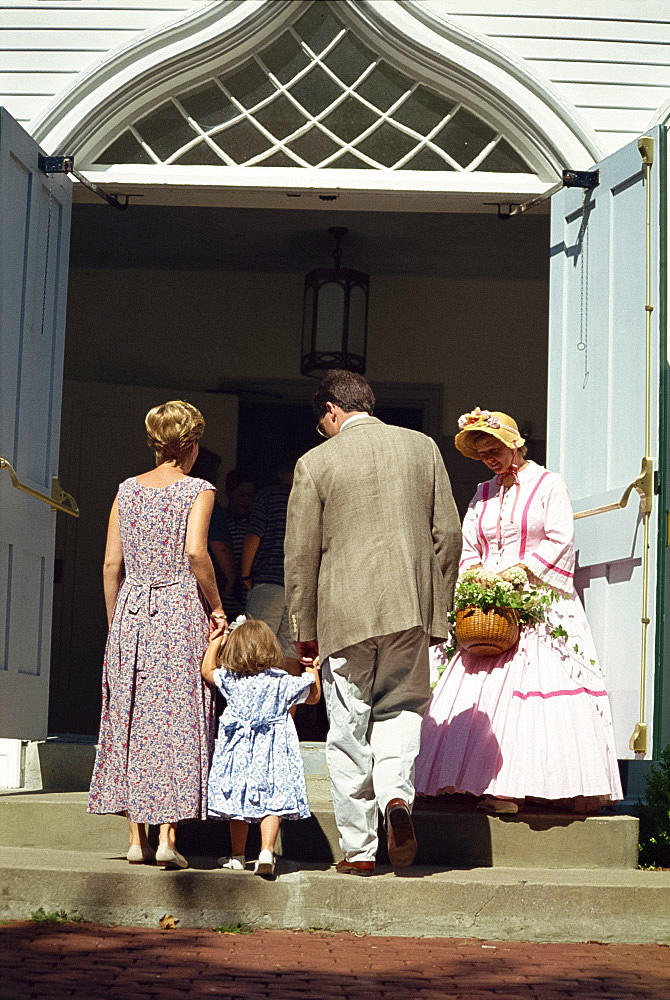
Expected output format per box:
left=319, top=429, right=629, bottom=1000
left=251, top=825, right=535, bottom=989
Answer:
left=649, top=99, right=670, bottom=128
left=32, top=0, right=601, bottom=179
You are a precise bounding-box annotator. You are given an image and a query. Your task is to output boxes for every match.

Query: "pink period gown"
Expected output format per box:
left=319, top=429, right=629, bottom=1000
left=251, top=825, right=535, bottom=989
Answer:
left=415, top=461, right=622, bottom=806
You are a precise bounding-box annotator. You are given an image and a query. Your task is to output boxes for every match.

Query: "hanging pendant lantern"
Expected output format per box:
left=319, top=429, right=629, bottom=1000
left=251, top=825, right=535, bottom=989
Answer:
left=301, top=226, right=369, bottom=378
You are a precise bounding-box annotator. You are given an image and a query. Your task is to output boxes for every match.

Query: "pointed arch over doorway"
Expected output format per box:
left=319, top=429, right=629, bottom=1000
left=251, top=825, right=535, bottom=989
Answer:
left=32, top=0, right=599, bottom=183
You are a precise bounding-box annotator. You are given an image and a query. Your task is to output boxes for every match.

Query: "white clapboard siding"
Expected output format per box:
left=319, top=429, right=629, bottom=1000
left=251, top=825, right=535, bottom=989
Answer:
left=0, top=50, right=96, bottom=72
left=529, top=63, right=670, bottom=87
left=0, top=72, right=82, bottom=94
left=0, top=1, right=205, bottom=124
left=451, top=16, right=670, bottom=44
left=515, top=39, right=670, bottom=64
left=423, top=3, right=670, bottom=154
left=0, top=8, right=199, bottom=30
left=0, top=95, right=49, bottom=123
left=428, top=1, right=670, bottom=16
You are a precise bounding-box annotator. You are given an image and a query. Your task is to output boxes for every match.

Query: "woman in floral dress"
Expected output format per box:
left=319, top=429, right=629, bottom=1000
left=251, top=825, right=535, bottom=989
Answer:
left=415, top=408, right=622, bottom=814
left=88, top=400, right=226, bottom=868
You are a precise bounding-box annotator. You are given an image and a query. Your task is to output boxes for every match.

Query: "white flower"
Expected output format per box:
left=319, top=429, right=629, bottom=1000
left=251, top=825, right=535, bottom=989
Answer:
left=487, top=415, right=500, bottom=428
left=458, top=414, right=468, bottom=429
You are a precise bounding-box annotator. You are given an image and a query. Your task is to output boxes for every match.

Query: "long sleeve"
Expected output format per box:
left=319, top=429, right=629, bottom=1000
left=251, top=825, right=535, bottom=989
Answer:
left=430, top=439, right=462, bottom=607
left=459, top=490, right=484, bottom=570
left=523, top=474, right=575, bottom=593
left=284, top=456, right=323, bottom=642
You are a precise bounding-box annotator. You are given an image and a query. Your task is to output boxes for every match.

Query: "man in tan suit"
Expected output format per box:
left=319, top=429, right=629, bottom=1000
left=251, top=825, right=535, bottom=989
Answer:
left=285, top=371, right=461, bottom=873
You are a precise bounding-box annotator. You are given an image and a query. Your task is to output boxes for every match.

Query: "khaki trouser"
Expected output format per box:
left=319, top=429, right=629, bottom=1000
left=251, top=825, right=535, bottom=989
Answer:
left=322, top=627, right=430, bottom=862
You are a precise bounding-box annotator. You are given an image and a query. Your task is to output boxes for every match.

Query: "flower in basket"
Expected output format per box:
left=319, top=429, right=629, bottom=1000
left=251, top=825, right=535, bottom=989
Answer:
left=452, top=567, right=556, bottom=624
left=435, top=568, right=558, bottom=671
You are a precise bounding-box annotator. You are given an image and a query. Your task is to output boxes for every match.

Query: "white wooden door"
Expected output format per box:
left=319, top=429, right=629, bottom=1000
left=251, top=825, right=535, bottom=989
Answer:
left=0, top=108, right=73, bottom=741
left=547, top=126, right=665, bottom=759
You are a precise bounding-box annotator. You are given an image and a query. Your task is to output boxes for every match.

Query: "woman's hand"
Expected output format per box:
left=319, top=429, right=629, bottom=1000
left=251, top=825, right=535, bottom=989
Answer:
left=498, top=564, right=526, bottom=581
left=209, top=609, right=227, bottom=638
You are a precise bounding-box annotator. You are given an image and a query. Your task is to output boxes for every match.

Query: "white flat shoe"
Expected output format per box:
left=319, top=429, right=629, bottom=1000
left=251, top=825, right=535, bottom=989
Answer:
left=254, top=849, right=275, bottom=876
left=126, top=843, right=155, bottom=865
left=155, top=844, right=189, bottom=869
left=219, top=855, right=246, bottom=871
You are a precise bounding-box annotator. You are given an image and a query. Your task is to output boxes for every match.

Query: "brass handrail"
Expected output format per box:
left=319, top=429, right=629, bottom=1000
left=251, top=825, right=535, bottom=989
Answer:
left=630, top=135, right=655, bottom=755
left=573, top=457, right=653, bottom=520
left=0, top=456, right=79, bottom=517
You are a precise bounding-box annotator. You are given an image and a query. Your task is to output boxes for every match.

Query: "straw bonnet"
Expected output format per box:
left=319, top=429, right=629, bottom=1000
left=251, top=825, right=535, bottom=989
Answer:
left=454, top=407, right=525, bottom=460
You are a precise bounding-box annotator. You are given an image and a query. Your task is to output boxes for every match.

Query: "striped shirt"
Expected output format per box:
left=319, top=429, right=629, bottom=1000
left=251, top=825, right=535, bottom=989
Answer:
left=247, top=484, right=291, bottom=587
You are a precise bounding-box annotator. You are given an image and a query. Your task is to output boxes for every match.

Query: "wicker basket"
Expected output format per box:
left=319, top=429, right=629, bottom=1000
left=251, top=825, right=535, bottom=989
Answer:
left=454, top=606, right=519, bottom=657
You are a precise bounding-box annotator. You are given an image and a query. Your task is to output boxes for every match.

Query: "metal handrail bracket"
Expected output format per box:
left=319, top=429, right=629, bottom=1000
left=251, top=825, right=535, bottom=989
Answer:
left=573, top=457, right=653, bottom=520
left=0, top=457, right=79, bottom=517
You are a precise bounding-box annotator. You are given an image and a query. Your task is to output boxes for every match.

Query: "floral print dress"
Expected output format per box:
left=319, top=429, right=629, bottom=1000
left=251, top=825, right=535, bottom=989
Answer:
left=88, top=476, right=216, bottom=824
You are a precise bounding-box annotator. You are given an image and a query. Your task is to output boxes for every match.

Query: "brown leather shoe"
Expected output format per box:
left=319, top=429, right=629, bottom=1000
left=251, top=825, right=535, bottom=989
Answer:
left=385, top=798, right=417, bottom=867
left=335, top=859, right=375, bottom=876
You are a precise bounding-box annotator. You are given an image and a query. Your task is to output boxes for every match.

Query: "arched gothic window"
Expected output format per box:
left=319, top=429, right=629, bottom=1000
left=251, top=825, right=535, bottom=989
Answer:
left=94, top=3, right=531, bottom=173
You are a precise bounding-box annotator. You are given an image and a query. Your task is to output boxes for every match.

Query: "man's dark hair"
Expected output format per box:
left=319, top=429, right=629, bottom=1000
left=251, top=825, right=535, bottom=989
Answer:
left=313, top=370, right=375, bottom=419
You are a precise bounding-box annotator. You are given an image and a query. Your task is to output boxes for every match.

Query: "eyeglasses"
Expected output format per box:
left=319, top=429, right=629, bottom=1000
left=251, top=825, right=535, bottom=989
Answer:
left=316, top=420, right=328, bottom=439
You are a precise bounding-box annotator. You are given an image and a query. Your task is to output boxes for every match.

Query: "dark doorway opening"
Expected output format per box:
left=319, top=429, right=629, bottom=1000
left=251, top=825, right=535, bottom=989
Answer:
left=236, top=398, right=425, bottom=488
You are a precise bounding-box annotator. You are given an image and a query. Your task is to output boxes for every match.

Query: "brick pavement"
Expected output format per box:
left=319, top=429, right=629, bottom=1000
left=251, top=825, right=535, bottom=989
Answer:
left=1, top=922, right=667, bottom=1000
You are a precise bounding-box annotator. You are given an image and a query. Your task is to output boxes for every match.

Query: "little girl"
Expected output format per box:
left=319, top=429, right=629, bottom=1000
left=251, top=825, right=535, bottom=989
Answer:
left=201, top=616, right=321, bottom=875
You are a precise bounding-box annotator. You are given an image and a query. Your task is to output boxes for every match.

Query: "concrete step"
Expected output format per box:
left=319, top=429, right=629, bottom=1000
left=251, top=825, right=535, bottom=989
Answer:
left=8, top=739, right=640, bottom=869
left=0, top=786, right=640, bottom=870
left=1, top=846, right=668, bottom=944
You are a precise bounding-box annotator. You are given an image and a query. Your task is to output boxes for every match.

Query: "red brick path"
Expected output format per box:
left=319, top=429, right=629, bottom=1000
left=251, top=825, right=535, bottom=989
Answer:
left=1, top=922, right=667, bottom=999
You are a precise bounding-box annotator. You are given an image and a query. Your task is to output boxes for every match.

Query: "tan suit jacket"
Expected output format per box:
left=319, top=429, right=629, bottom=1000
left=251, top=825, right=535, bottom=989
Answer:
left=284, top=417, right=461, bottom=662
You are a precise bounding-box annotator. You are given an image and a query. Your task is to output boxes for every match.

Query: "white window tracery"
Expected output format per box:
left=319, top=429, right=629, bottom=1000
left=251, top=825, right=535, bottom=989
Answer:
left=94, top=3, right=530, bottom=174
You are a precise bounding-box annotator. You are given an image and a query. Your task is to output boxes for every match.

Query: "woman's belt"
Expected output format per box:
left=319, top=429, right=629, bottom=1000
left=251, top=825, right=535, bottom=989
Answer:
left=124, top=576, right=187, bottom=616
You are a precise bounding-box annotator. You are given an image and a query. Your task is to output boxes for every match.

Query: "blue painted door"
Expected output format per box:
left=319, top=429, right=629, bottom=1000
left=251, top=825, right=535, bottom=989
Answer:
left=548, top=126, right=666, bottom=759
left=0, top=109, right=73, bottom=740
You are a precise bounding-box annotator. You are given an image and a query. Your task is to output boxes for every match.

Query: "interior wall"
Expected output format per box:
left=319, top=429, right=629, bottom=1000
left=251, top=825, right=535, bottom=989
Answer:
left=65, top=267, right=548, bottom=410
left=65, top=266, right=548, bottom=507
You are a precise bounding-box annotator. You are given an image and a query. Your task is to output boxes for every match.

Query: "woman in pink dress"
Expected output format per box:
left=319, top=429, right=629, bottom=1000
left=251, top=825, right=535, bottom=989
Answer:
left=415, top=408, right=622, bottom=814
left=88, top=400, right=226, bottom=868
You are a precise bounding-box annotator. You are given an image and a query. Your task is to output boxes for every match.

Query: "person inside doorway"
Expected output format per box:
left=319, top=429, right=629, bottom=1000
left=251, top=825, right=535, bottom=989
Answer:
left=219, top=470, right=256, bottom=621
left=190, top=446, right=235, bottom=602
left=240, top=454, right=296, bottom=657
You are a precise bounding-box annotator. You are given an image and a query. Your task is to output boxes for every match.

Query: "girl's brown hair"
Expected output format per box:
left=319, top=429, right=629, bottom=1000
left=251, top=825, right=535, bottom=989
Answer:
left=217, top=618, right=284, bottom=676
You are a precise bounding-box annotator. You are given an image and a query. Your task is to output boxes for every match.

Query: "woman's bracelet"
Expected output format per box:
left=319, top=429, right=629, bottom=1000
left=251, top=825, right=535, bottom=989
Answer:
left=210, top=611, right=227, bottom=621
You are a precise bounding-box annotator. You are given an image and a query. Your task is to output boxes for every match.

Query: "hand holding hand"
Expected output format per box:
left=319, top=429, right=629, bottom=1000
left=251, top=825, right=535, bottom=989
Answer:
left=295, top=639, right=319, bottom=666
left=209, top=609, right=227, bottom=638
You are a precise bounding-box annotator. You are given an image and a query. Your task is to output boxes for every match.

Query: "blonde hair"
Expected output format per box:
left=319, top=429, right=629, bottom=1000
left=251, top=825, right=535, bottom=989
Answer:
left=217, top=619, right=284, bottom=676
left=145, top=400, right=205, bottom=465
